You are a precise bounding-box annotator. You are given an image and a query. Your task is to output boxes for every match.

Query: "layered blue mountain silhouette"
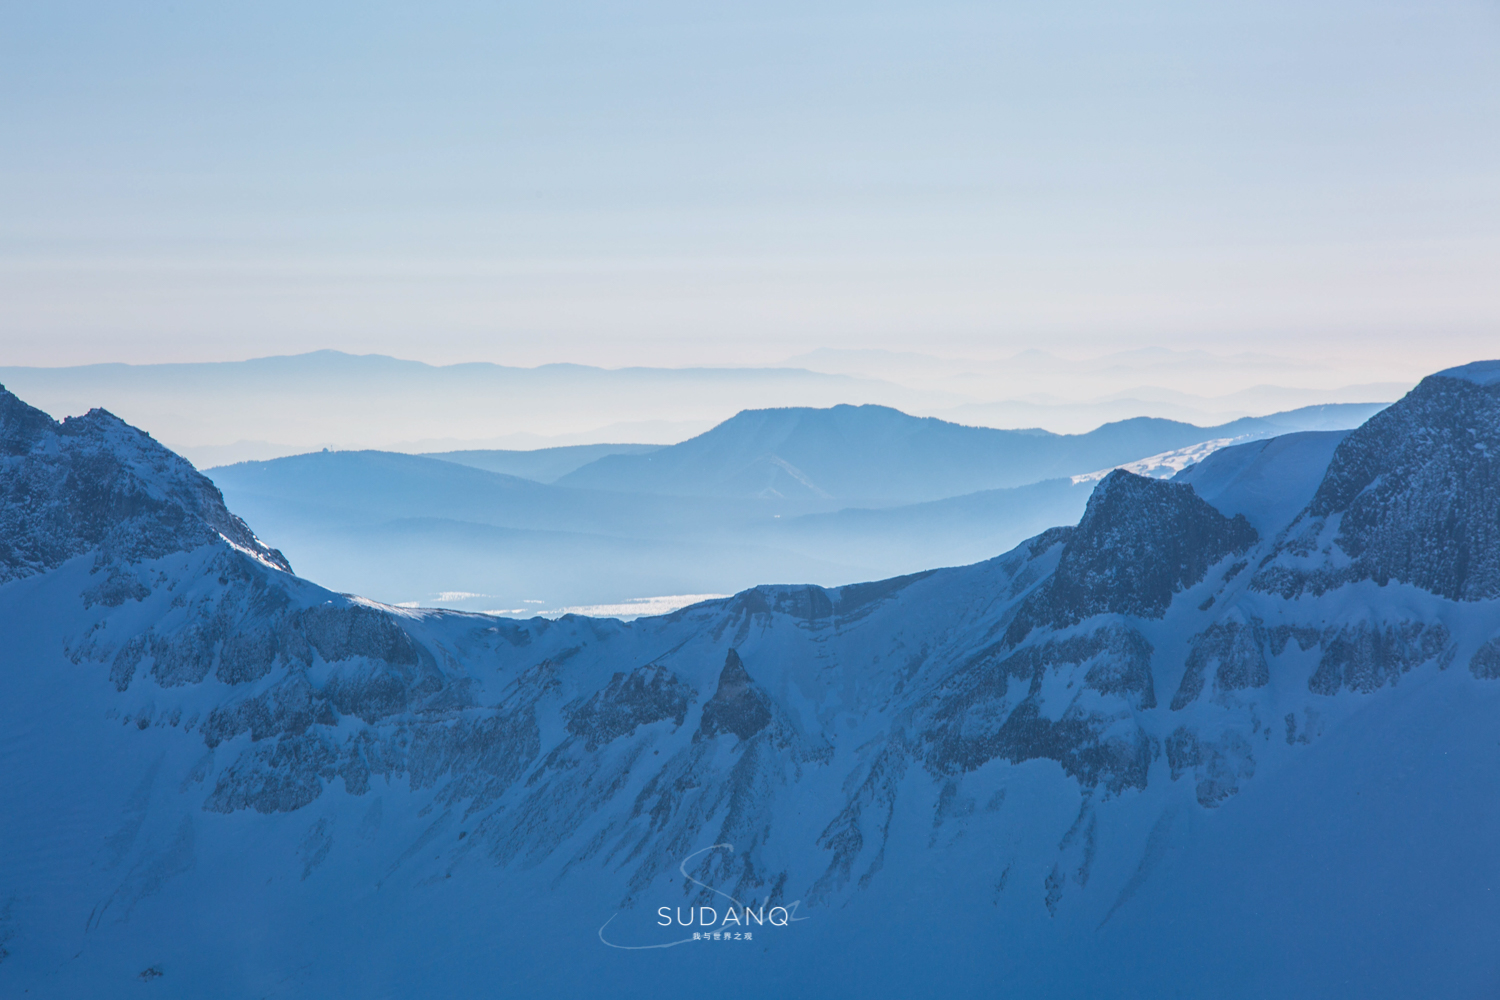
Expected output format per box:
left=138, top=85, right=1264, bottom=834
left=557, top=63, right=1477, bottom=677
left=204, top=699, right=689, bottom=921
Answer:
left=552, top=401, right=1382, bottom=502
left=208, top=401, right=1385, bottom=610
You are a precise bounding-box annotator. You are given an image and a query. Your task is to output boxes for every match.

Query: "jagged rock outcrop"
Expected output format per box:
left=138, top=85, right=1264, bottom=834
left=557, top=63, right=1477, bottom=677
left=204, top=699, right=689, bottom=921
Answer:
left=696, top=649, right=772, bottom=741
left=1171, top=615, right=1270, bottom=710
left=1308, top=619, right=1452, bottom=695
left=1007, top=471, right=1256, bottom=642
left=0, top=385, right=289, bottom=583
left=1164, top=726, right=1256, bottom=807
left=923, top=623, right=1157, bottom=793
left=564, top=665, right=695, bottom=751
left=1254, top=365, right=1500, bottom=600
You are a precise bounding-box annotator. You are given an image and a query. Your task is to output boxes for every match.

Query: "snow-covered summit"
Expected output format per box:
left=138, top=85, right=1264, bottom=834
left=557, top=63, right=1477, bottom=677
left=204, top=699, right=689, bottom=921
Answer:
left=1000, top=469, right=1256, bottom=648
left=1434, top=358, right=1500, bottom=386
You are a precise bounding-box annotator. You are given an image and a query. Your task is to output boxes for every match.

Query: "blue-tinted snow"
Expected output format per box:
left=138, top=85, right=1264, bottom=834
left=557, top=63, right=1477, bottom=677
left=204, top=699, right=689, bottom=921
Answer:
left=1436, top=359, right=1500, bottom=385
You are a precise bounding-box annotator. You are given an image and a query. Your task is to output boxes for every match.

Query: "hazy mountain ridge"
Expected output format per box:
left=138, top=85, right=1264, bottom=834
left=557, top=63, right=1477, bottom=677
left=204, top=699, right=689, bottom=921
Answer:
left=0, top=350, right=1396, bottom=468
left=0, top=351, right=961, bottom=467
left=553, top=401, right=1388, bottom=503
left=205, top=401, right=1382, bottom=611
left=419, top=443, right=663, bottom=483
left=1, top=367, right=1496, bottom=996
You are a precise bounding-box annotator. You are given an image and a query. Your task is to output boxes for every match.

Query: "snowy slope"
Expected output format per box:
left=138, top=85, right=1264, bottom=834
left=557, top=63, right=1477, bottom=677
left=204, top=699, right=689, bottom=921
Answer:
left=0, top=371, right=1496, bottom=998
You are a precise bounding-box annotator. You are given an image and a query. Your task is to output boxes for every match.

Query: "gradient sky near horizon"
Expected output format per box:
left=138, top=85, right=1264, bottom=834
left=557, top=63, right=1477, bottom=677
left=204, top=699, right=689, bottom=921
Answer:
left=2, top=0, right=1498, bottom=375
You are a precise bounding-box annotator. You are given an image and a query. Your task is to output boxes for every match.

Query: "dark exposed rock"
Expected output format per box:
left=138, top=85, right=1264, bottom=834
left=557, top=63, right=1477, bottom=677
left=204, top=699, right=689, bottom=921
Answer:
left=696, top=650, right=772, bottom=741
left=925, top=624, right=1156, bottom=791
left=812, top=734, right=911, bottom=902
left=1027, top=526, right=1075, bottom=558
left=1470, top=637, right=1500, bottom=679
left=1164, top=726, right=1255, bottom=807
left=110, top=634, right=150, bottom=691
left=1077, top=627, right=1157, bottom=710
left=323, top=660, right=443, bottom=725
left=205, top=731, right=340, bottom=814
left=705, top=574, right=934, bottom=643
left=1171, top=617, right=1270, bottom=710
left=299, top=818, right=333, bottom=880
left=833, top=571, right=939, bottom=621
left=99, top=566, right=441, bottom=704
left=1007, top=471, right=1256, bottom=643
left=81, top=567, right=151, bottom=608
left=564, top=665, right=695, bottom=751
left=1164, top=727, right=1199, bottom=780
left=948, top=624, right=1156, bottom=713
left=207, top=706, right=541, bottom=814
left=0, top=386, right=289, bottom=584
left=966, top=700, right=1156, bottom=795
left=296, top=604, right=425, bottom=666
left=201, top=673, right=335, bottom=748
left=1308, top=620, right=1451, bottom=695
left=1268, top=624, right=1321, bottom=656
left=1253, top=372, right=1500, bottom=600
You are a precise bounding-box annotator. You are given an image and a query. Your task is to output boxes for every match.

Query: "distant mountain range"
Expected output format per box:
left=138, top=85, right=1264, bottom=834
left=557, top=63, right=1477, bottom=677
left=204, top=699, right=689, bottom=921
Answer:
left=1, top=363, right=1495, bottom=998
left=551, top=401, right=1387, bottom=503
left=205, top=401, right=1386, bottom=610
left=0, top=351, right=957, bottom=467
left=0, top=350, right=1401, bottom=467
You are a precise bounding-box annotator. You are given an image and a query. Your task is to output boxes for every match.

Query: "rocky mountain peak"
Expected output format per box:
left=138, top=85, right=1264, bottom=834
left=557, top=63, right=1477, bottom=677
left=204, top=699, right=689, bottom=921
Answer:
left=1007, top=471, right=1256, bottom=641
left=0, top=386, right=59, bottom=454
left=0, top=385, right=291, bottom=583
left=1257, top=366, right=1500, bottom=600
left=695, top=648, right=772, bottom=741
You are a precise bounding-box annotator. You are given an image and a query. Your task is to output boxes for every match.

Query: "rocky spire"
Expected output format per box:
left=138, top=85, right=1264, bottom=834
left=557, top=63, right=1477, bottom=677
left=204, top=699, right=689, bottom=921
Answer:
left=695, top=648, right=772, bottom=741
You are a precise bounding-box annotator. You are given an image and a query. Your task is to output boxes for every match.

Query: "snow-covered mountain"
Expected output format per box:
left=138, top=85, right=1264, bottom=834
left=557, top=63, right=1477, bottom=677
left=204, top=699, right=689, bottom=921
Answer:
left=1, top=367, right=1497, bottom=998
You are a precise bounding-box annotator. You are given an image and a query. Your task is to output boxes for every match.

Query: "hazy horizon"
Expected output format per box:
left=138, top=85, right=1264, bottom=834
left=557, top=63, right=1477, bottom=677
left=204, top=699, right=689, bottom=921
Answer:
left=0, top=345, right=1419, bottom=466
left=4, top=1, right=1498, bottom=378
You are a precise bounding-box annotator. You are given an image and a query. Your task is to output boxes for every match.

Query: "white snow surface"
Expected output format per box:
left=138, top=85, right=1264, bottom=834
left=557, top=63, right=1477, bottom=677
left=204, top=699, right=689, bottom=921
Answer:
left=533, top=593, right=731, bottom=620
left=1072, top=436, right=1241, bottom=484
left=1172, top=429, right=1349, bottom=532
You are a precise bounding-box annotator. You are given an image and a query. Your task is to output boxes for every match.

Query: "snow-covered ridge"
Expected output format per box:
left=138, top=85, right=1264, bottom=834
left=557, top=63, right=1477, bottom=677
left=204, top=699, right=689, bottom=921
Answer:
left=1071, top=436, right=1240, bottom=484
left=1434, top=358, right=1500, bottom=386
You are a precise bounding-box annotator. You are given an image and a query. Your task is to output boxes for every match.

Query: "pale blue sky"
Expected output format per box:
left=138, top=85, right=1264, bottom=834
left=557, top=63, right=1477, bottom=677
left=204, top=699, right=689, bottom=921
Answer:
left=2, top=0, right=1498, bottom=374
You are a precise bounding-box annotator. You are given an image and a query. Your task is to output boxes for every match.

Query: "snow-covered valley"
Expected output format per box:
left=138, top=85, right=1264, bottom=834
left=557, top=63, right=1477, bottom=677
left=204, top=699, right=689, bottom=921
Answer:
left=1, top=365, right=1498, bottom=997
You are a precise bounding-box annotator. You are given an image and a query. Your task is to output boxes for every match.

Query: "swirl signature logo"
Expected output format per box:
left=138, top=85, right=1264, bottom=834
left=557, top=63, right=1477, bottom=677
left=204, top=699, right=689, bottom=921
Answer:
left=597, top=843, right=806, bottom=950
